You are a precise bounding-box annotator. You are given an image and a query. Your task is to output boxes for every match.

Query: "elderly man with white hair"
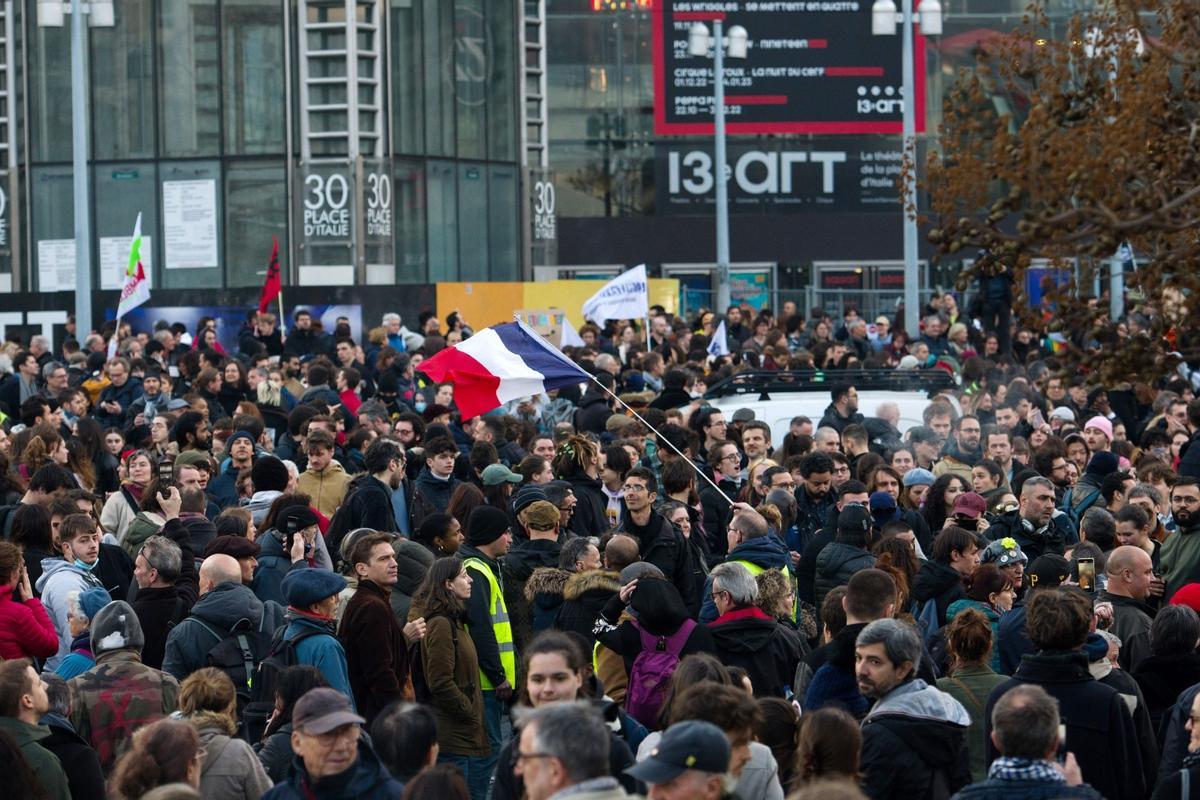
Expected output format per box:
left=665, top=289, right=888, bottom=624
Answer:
left=381, top=312, right=424, bottom=353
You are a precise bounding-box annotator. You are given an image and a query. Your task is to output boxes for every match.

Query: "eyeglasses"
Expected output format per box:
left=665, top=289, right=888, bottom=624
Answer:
left=720, top=453, right=740, bottom=462
left=1174, top=496, right=1200, bottom=506
left=622, top=484, right=649, bottom=494
left=514, top=751, right=556, bottom=765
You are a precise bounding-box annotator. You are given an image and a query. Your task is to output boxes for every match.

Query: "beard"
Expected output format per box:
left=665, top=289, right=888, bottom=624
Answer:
left=1176, top=507, right=1197, bottom=529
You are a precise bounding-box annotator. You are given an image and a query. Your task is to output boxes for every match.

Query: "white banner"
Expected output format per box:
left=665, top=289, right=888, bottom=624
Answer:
left=560, top=315, right=586, bottom=349
left=708, top=320, right=730, bottom=357
left=581, top=264, right=649, bottom=324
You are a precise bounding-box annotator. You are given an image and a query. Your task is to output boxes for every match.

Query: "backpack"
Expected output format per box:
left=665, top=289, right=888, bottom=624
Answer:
left=411, top=614, right=457, bottom=704
left=242, top=625, right=324, bottom=744
left=190, top=616, right=276, bottom=724
left=324, top=485, right=360, bottom=563
left=0, top=503, right=19, bottom=539
left=1061, top=486, right=1101, bottom=530
left=625, top=618, right=696, bottom=730
left=915, top=598, right=942, bottom=646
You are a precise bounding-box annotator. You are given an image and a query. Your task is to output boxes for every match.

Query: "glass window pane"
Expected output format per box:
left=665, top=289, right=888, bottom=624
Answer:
left=487, top=0, right=516, bottom=162
left=457, top=163, right=487, bottom=279
left=423, top=0, right=454, bottom=156
left=31, top=167, right=77, bottom=292
left=225, top=162, right=287, bottom=288
left=93, top=164, right=158, bottom=291
left=394, top=158, right=427, bottom=282
left=427, top=160, right=457, bottom=281
left=160, top=161, right=222, bottom=289
left=454, top=0, right=486, bottom=159
left=29, top=24, right=73, bottom=162
left=91, top=0, right=156, bottom=160
left=223, top=0, right=286, bottom=155
left=488, top=165, right=518, bottom=280
left=159, top=0, right=220, bottom=157
left=391, top=0, right=425, bottom=155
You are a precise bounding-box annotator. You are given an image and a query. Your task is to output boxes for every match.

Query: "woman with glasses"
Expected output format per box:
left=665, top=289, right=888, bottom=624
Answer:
left=410, top=556, right=489, bottom=799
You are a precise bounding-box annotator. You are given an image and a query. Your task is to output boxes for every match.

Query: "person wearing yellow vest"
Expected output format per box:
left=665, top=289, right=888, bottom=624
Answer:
left=699, top=506, right=791, bottom=623
left=458, top=504, right=516, bottom=785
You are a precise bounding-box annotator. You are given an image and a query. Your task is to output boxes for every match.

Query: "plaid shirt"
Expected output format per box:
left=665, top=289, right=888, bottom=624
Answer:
left=987, top=757, right=1065, bottom=784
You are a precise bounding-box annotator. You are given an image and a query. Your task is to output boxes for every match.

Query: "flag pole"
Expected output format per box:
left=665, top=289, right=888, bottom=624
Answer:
left=513, top=315, right=732, bottom=506
left=645, top=317, right=652, bottom=348
left=278, top=291, right=286, bottom=336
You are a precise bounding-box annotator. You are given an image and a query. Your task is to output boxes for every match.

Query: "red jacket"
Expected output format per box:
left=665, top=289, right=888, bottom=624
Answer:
left=0, top=584, right=60, bottom=660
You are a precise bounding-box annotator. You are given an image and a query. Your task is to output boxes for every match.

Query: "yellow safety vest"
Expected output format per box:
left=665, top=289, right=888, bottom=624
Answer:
left=462, top=557, right=517, bottom=690
left=733, top=559, right=798, bottom=622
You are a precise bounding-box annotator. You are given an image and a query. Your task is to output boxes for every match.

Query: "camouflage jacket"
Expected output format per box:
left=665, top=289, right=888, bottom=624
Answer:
left=66, top=649, right=180, bottom=772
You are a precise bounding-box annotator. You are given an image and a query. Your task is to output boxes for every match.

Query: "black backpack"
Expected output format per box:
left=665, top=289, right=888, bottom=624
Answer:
left=190, top=616, right=276, bottom=705
left=242, top=625, right=324, bottom=743
left=325, top=482, right=365, bottom=562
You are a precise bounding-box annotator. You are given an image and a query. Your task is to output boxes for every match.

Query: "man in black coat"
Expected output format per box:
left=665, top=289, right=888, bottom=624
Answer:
left=707, top=561, right=803, bottom=698
left=574, top=372, right=615, bottom=435
left=129, top=521, right=200, bottom=670
left=817, top=384, right=864, bottom=435
left=617, top=467, right=697, bottom=614
left=797, top=481, right=869, bottom=605
left=700, top=440, right=740, bottom=556
left=40, top=674, right=105, bottom=800
left=985, top=589, right=1146, bottom=800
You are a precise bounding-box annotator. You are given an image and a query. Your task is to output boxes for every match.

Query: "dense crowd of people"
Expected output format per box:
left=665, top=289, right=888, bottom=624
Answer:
left=1, top=298, right=1200, bottom=799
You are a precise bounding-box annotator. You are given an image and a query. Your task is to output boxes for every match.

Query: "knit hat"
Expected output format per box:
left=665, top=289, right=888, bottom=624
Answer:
left=91, top=600, right=145, bottom=655
left=1170, top=583, right=1200, bottom=614
left=1026, top=554, right=1070, bottom=590
left=251, top=456, right=290, bottom=493
left=513, top=486, right=549, bottom=514
left=1050, top=407, right=1076, bottom=422
left=619, top=561, right=665, bottom=584
left=1084, top=416, right=1113, bottom=442
left=731, top=408, right=756, bottom=423
left=897, top=355, right=921, bottom=370
left=837, top=505, right=872, bottom=538
left=174, top=450, right=212, bottom=470
left=1085, top=450, right=1119, bottom=477
left=952, top=492, right=988, bottom=520
left=902, top=468, right=935, bottom=487
left=226, top=430, right=256, bottom=449
left=981, top=537, right=1027, bottom=567
left=467, top=505, right=511, bottom=546
left=282, top=568, right=347, bottom=608
left=481, top=464, right=523, bottom=487
left=524, top=501, right=561, bottom=532
left=394, top=538, right=435, bottom=595
left=204, top=535, right=262, bottom=560
left=78, top=586, right=112, bottom=622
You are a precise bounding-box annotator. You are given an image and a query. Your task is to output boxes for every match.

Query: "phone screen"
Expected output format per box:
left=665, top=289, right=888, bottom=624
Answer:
left=1032, top=409, right=1047, bottom=429
left=1077, top=558, right=1096, bottom=592
left=157, top=455, right=175, bottom=489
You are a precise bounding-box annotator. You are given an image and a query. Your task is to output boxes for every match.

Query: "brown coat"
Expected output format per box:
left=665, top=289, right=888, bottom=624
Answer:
left=339, top=579, right=410, bottom=723
left=421, top=613, right=489, bottom=757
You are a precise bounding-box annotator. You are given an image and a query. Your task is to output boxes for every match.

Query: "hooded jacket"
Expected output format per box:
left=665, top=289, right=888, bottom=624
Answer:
left=297, top=460, right=352, bottom=518
left=283, top=611, right=354, bottom=703
left=912, top=560, right=967, bottom=628
left=1133, top=651, right=1200, bottom=744
left=814, top=540, right=877, bottom=611
left=985, top=650, right=1146, bottom=800
left=162, top=581, right=286, bottom=679
left=597, top=578, right=717, bottom=677
left=699, top=534, right=790, bottom=623
left=574, top=390, right=613, bottom=435
left=504, top=538, right=562, bottom=650
left=261, top=737, right=404, bottom=800
left=556, top=569, right=621, bottom=641
left=191, top=712, right=274, bottom=800
left=0, top=717, right=70, bottom=800
left=708, top=605, right=803, bottom=698
left=933, top=437, right=982, bottom=481
left=38, top=712, right=105, bottom=800
left=818, top=402, right=864, bottom=434
left=410, top=467, right=459, bottom=530
left=35, top=558, right=103, bottom=671
left=0, top=583, right=59, bottom=661
left=252, top=528, right=311, bottom=607
left=860, top=678, right=972, bottom=800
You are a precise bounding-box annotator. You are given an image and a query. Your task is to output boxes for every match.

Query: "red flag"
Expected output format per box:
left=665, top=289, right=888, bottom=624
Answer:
left=258, top=237, right=282, bottom=313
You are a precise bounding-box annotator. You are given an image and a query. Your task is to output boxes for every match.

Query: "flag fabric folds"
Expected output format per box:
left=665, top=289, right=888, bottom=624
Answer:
left=258, top=236, right=282, bottom=313
left=582, top=264, right=649, bottom=324
left=109, top=214, right=152, bottom=358
left=708, top=320, right=730, bottom=357
left=560, top=315, right=586, bottom=349
left=416, top=319, right=591, bottom=419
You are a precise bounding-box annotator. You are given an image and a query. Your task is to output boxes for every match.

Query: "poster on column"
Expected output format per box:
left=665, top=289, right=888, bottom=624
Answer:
left=37, top=240, right=75, bottom=292
left=162, top=180, right=218, bottom=269
left=100, top=236, right=154, bottom=290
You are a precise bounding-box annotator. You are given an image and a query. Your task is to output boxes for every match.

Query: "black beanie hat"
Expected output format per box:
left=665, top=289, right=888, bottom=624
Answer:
left=467, top=505, right=511, bottom=547
left=251, top=456, right=290, bottom=493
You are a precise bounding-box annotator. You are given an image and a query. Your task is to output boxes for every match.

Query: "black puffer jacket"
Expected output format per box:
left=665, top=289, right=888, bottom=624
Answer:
left=813, top=541, right=876, bottom=610
left=574, top=391, right=612, bottom=435
left=911, top=560, right=966, bottom=626
left=563, top=469, right=610, bottom=537
left=708, top=606, right=803, bottom=698
left=556, top=569, right=620, bottom=642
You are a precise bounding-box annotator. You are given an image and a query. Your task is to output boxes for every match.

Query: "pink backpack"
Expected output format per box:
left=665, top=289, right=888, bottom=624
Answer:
left=624, top=618, right=697, bottom=729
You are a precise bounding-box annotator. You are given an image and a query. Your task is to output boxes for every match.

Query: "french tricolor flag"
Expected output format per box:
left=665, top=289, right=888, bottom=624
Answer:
left=416, top=319, right=591, bottom=419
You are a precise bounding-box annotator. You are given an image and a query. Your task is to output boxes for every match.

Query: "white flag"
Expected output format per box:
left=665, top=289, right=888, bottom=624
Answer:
left=582, top=264, right=649, bottom=324
left=708, top=320, right=730, bottom=357
left=108, top=213, right=152, bottom=359
left=559, top=315, right=586, bottom=349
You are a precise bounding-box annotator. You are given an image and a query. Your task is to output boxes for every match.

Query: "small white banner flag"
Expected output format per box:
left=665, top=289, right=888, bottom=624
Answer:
left=581, top=264, right=649, bottom=324
left=708, top=320, right=730, bottom=357
left=560, top=315, right=586, bottom=349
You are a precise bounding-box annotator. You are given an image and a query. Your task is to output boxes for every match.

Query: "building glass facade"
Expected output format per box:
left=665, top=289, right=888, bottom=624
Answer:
left=13, top=0, right=521, bottom=294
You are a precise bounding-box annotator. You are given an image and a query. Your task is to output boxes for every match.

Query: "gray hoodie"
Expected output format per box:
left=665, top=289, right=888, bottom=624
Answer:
left=35, top=558, right=103, bottom=671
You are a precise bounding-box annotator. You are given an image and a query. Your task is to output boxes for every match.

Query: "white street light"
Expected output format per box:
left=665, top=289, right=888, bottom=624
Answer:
left=872, top=0, right=941, bottom=337
left=37, top=0, right=114, bottom=339
left=689, top=20, right=749, bottom=315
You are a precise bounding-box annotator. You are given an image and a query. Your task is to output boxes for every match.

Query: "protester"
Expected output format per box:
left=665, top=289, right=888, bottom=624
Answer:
left=0, top=659, right=71, bottom=800
left=177, top=667, right=273, bottom=800
left=109, top=719, right=202, bottom=800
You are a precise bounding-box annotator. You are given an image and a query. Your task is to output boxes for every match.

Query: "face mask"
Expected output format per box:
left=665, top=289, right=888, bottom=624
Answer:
left=73, top=558, right=97, bottom=572
left=688, top=391, right=702, bottom=399
left=414, top=398, right=427, bottom=413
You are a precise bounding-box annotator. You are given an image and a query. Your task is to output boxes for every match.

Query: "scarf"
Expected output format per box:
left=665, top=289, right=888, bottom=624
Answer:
left=986, top=757, right=1064, bottom=784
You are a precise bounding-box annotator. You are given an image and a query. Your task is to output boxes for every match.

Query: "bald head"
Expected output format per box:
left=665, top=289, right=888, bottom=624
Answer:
left=604, top=534, right=640, bottom=573
left=199, top=553, right=242, bottom=594
left=1105, top=544, right=1154, bottom=601
left=732, top=508, right=769, bottom=540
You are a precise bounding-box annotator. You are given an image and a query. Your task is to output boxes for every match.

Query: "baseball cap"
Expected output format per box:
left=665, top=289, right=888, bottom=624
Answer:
left=481, top=463, right=523, bottom=487
left=524, top=500, right=560, bottom=532
left=902, top=468, right=935, bottom=487
left=292, top=687, right=365, bottom=735
left=952, top=492, right=987, bottom=520
left=1026, top=554, right=1070, bottom=590
left=624, top=720, right=731, bottom=784
left=731, top=408, right=756, bottom=423
left=837, top=505, right=872, bottom=538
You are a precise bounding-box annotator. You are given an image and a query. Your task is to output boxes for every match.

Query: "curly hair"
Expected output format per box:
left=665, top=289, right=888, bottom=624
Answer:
left=755, top=568, right=794, bottom=622
left=551, top=434, right=598, bottom=480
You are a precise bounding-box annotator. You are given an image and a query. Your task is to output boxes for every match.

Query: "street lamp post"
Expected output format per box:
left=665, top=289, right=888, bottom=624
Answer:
left=689, top=21, right=747, bottom=316
left=37, top=0, right=113, bottom=339
left=872, top=0, right=940, bottom=337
